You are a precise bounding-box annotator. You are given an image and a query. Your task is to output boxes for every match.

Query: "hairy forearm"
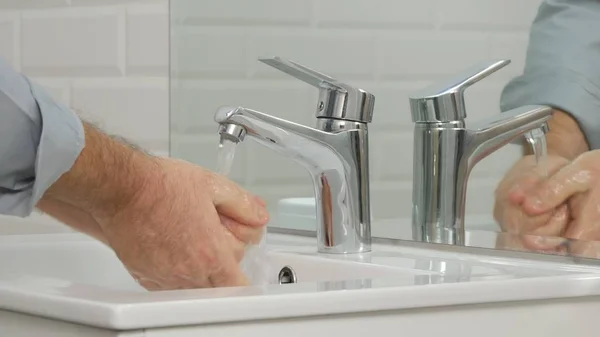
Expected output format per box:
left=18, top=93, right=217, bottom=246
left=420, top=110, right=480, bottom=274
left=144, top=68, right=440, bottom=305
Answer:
left=523, top=109, right=590, bottom=160
left=41, top=121, right=158, bottom=222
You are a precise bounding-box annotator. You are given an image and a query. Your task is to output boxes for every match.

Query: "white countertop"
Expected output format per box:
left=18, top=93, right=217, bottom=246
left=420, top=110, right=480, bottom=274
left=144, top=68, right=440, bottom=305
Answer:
left=1, top=230, right=600, bottom=330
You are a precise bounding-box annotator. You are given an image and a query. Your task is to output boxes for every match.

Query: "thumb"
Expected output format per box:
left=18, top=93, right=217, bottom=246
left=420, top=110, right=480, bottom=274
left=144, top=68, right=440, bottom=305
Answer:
left=210, top=173, right=269, bottom=227
left=220, top=214, right=265, bottom=246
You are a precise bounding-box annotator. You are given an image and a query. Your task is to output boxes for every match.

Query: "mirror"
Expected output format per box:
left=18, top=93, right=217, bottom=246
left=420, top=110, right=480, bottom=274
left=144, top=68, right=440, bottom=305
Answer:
left=168, top=0, right=600, bottom=261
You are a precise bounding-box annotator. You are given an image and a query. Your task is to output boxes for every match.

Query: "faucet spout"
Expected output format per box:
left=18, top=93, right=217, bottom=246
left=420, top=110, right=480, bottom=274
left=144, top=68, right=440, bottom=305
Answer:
left=215, top=106, right=372, bottom=254
left=468, top=105, right=552, bottom=167
left=215, top=106, right=330, bottom=147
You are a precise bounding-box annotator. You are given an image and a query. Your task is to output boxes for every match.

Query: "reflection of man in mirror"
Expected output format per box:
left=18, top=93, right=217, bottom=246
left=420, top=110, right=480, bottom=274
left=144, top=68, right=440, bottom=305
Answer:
left=493, top=0, right=600, bottom=258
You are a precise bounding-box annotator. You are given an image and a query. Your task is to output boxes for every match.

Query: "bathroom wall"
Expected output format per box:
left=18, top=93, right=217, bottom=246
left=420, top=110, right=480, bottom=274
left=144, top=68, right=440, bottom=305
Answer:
left=0, top=0, right=169, bottom=234
left=0, top=0, right=544, bottom=234
left=169, top=0, right=545, bottom=226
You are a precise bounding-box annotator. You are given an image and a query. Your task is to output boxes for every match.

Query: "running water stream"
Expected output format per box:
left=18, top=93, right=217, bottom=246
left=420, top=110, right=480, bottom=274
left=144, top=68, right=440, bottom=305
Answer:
left=525, top=128, right=577, bottom=257
left=216, top=135, right=270, bottom=286
left=217, top=137, right=237, bottom=176
left=526, top=128, right=548, bottom=178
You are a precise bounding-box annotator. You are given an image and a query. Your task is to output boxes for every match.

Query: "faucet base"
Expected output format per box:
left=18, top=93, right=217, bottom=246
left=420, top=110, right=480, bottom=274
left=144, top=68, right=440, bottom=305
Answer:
left=412, top=225, right=466, bottom=246
left=317, top=245, right=372, bottom=255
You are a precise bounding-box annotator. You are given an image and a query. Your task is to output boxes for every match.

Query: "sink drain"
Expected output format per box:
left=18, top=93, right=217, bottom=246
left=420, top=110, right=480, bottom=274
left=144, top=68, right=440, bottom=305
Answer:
left=278, top=266, right=297, bottom=284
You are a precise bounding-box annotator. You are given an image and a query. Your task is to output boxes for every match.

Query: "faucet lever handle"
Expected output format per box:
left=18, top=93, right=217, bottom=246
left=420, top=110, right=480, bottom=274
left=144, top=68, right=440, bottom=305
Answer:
left=408, top=59, right=511, bottom=123
left=258, top=56, right=375, bottom=123
left=259, top=56, right=339, bottom=89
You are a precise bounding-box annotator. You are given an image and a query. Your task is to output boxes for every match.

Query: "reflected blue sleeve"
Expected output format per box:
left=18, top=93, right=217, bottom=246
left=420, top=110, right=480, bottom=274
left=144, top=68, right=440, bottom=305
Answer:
left=500, top=0, right=600, bottom=149
left=0, top=56, right=84, bottom=217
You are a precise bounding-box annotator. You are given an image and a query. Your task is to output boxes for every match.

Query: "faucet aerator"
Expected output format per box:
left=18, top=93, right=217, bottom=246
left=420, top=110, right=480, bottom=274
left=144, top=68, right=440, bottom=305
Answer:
left=218, top=123, right=247, bottom=143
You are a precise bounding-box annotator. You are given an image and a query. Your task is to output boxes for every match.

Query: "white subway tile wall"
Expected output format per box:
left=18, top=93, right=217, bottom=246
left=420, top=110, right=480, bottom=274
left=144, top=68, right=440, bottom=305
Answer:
left=0, top=0, right=543, bottom=234
left=0, top=0, right=168, bottom=234
left=169, top=0, right=543, bottom=221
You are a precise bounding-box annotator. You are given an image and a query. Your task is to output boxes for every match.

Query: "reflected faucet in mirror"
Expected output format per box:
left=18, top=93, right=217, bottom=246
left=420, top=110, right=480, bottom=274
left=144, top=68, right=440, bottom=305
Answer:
left=409, top=59, right=553, bottom=246
left=214, top=56, right=375, bottom=254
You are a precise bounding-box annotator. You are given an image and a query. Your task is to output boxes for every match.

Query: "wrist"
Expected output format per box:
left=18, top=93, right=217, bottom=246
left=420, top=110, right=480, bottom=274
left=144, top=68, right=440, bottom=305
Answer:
left=43, top=122, right=159, bottom=221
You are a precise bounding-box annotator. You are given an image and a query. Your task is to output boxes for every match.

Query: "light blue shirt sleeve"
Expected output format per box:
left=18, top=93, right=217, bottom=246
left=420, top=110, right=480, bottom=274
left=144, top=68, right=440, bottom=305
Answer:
left=500, top=0, right=600, bottom=149
left=0, top=55, right=84, bottom=217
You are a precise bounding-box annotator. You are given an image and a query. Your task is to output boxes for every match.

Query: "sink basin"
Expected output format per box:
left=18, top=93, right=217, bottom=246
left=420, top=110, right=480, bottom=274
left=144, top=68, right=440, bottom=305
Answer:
left=0, top=235, right=420, bottom=291
left=3, top=223, right=600, bottom=336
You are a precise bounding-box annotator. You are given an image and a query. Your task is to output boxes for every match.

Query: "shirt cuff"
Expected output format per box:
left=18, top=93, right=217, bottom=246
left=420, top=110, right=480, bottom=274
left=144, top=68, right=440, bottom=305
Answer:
left=27, top=79, right=85, bottom=214
left=500, top=69, right=600, bottom=149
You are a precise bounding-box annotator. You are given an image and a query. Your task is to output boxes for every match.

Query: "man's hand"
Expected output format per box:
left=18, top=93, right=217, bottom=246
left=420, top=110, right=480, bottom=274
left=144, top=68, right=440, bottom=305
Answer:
left=493, top=109, right=589, bottom=246
left=493, top=154, right=571, bottom=236
left=100, top=157, right=268, bottom=290
left=522, top=150, right=600, bottom=241
left=38, top=122, right=269, bottom=290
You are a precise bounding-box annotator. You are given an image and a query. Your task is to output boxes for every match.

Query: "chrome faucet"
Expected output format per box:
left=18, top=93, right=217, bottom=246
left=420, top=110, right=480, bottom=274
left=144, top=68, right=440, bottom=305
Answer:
left=214, top=57, right=375, bottom=254
left=409, top=59, right=553, bottom=246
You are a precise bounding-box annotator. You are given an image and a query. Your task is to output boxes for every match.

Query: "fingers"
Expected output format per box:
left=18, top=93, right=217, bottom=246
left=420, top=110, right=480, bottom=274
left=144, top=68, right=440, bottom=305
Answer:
left=495, top=231, right=527, bottom=252
left=563, top=193, right=600, bottom=241
left=198, top=208, right=250, bottom=288
left=129, top=270, right=166, bottom=291
left=523, top=165, right=593, bottom=215
left=494, top=155, right=570, bottom=233
left=132, top=212, right=250, bottom=291
left=209, top=255, right=250, bottom=288
left=137, top=278, right=163, bottom=291
left=516, top=205, right=570, bottom=251
left=530, top=204, right=570, bottom=237
left=220, top=214, right=265, bottom=246
left=506, top=157, right=569, bottom=205
left=504, top=167, right=543, bottom=205
left=521, top=234, right=566, bottom=252
left=496, top=204, right=568, bottom=244
left=567, top=240, right=600, bottom=259
left=495, top=200, right=552, bottom=233
left=209, top=173, right=270, bottom=227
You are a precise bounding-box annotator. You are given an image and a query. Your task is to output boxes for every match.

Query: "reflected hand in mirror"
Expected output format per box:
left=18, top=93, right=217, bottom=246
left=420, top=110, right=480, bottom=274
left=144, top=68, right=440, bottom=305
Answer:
left=494, top=154, right=571, bottom=238
left=495, top=233, right=600, bottom=260
left=493, top=109, right=600, bottom=257
left=521, top=150, right=600, bottom=251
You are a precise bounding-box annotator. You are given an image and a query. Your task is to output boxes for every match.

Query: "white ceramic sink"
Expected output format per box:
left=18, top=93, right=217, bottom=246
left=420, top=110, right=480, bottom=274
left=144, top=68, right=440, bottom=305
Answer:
left=0, top=235, right=423, bottom=291
left=3, top=220, right=600, bottom=337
